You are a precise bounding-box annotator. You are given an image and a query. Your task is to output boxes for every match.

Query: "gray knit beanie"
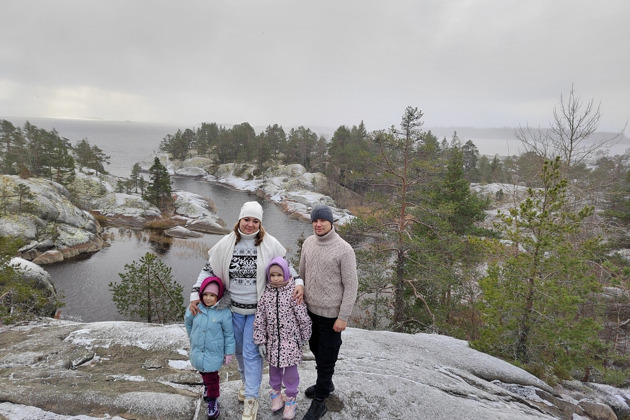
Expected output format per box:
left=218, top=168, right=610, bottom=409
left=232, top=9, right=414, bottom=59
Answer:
left=310, top=204, right=334, bottom=224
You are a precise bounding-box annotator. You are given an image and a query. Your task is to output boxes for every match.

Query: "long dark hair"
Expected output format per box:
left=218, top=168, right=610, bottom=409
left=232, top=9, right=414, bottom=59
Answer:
left=233, top=221, right=266, bottom=246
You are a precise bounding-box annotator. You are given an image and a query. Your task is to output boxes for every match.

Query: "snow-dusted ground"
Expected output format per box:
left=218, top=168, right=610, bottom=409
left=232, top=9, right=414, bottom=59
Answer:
left=3, top=319, right=628, bottom=420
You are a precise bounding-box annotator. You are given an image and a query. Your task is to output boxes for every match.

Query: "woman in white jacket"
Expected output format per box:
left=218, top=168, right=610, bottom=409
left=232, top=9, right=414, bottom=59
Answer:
left=188, top=201, right=303, bottom=420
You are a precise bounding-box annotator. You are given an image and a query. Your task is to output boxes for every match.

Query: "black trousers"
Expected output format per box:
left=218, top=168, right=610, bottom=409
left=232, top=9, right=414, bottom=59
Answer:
left=308, top=311, right=342, bottom=400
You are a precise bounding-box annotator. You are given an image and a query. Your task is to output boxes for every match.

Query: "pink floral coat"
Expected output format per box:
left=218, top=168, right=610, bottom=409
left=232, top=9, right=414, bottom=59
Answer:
left=253, top=278, right=312, bottom=368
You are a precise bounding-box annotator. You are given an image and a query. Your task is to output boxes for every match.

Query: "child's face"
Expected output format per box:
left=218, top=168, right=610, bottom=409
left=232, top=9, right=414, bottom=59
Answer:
left=269, top=265, right=286, bottom=287
left=202, top=292, right=218, bottom=307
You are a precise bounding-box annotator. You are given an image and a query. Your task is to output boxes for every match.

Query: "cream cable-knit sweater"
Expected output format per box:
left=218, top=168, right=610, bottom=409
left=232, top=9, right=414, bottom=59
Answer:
left=300, top=227, right=358, bottom=321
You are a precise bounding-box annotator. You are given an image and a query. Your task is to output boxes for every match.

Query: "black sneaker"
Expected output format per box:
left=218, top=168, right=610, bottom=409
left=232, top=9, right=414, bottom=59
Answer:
left=304, top=382, right=334, bottom=399
left=302, top=398, right=327, bottom=420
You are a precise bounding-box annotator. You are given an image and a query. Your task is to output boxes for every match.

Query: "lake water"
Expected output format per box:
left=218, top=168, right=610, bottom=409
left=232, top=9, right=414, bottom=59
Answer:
left=44, top=177, right=312, bottom=322
left=0, top=117, right=312, bottom=322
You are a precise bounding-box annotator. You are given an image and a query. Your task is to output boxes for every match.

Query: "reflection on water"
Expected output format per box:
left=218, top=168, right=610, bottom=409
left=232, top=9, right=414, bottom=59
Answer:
left=45, top=178, right=312, bottom=322
left=46, top=228, right=217, bottom=322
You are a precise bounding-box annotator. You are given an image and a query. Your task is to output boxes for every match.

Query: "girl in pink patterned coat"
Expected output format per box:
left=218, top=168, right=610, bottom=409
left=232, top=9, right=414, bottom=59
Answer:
left=253, top=256, right=312, bottom=420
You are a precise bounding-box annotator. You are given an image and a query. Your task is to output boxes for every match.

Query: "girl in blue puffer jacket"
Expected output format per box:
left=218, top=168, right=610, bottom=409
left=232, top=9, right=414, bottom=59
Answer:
left=185, top=276, right=235, bottom=420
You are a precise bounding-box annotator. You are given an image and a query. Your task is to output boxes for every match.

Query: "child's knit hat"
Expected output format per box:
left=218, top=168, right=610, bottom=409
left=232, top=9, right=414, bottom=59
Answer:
left=200, top=276, right=224, bottom=300
left=266, top=256, right=290, bottom=285
left=203, top=282, right=219, bottom=297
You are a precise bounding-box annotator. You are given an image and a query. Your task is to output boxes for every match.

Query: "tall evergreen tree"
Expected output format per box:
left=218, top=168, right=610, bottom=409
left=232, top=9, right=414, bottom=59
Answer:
left=350, top=106, right=437, bottom=332
left=195, top=122, right=220, bottom=156
left=232, top=122, right=257, bottom=162
left=462, top=140, right=480, bottom=182
left=474, top=157, right=605, bottom=380
left=286, top=126, right=318, bottom=170
left=263, top=124, right=287, bottom=160
left=42, top=131, right=75, bottom=185
left=159, top=129, right=190, bottom=160
left=74, top=139, right=110, bottom=174
left=144, top=157, right=172, bottom=210
left=406, top=147, right=488, bottom=337
left=215, top=127, right=237, bottom=164
left=23, top=122, right=47, bottom=177
left=130, top=163, right=142, bottom=193
left=0, top=120, right=27, bottom=175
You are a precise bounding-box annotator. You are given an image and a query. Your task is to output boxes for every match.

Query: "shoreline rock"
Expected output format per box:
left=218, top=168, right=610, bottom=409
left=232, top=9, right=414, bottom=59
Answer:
left=0, top=175, right=104, bottom=264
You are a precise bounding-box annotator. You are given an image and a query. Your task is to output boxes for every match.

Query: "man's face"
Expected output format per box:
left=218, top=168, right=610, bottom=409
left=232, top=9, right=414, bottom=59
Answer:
left=312, top=218, right=332, bottom=236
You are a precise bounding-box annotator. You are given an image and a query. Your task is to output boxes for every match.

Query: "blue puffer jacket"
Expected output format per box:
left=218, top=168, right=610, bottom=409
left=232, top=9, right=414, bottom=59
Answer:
left=185, top=290, right=235, bottom=373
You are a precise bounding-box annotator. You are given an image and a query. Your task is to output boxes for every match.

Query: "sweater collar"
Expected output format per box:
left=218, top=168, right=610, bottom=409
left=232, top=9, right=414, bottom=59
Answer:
left=315, top=226, right=338, bottom=245
left=238, top=229, right=259, bottom=241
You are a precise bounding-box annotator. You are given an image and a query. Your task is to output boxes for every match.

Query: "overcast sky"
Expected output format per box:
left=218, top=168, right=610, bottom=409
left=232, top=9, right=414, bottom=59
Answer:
left=1, top=0, right=628, bottom=134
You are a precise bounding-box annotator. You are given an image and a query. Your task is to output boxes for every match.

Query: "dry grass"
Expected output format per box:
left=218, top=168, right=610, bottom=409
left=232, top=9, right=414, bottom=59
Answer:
left=143, top=218, right=182, bottom=230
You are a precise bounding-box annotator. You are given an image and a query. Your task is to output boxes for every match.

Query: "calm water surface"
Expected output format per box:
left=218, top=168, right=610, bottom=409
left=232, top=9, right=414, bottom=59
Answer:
left=46, top=177, right=312, bottom=322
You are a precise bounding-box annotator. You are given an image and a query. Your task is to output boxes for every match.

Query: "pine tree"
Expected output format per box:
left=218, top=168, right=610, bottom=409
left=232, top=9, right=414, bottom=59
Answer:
left=109, top=252, right=184, bottom=323
left=144, top=157, right=172, bottom=210
left=349, top=106, right=438, bottom=332
left=0, top=120, right=27, bottom=175
left=406, top=146, right=489, bottom=338
left=74, top=138, right=110, bottom=174
left=474, top=157, right=606, bottom=380
left=130, top=163, right=141, bottom=193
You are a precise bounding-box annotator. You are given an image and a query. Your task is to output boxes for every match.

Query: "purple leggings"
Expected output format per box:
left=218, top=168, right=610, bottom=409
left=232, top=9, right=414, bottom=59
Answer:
left=200, top=371, right=220, bottom=399
left=268, top=364, right=300, bottom=398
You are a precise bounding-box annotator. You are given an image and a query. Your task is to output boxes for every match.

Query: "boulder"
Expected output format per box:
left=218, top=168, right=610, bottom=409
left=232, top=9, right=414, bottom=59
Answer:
left=32, top=250, right=64, bottom=265
left=8, top=258, right=60, bottom=317
left=0, top=175, right=103, bottom=263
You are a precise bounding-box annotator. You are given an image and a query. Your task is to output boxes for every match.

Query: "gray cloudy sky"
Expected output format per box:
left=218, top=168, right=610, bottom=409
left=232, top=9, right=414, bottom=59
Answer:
left=1, top=0, right=628, bottom=133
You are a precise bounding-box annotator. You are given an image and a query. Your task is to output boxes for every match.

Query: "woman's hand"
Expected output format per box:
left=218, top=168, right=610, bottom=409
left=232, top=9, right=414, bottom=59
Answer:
left=189, top=300, right=201, bottom=315
left=292, top=285, right=304, bottom=304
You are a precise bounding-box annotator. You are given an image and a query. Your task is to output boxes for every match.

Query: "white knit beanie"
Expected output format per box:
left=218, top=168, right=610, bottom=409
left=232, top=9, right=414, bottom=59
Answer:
left=239, top=201, right=263, bottom=222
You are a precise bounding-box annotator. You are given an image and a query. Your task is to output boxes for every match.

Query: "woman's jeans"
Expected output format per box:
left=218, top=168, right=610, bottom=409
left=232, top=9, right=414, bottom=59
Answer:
left=232, top=312, right=263, bottom=398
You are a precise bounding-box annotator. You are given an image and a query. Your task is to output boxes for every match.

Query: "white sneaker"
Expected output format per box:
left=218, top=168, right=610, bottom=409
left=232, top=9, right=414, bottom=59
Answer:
left=238, top=382, right=246, bottom=402
left=242, top=398, right=259, bottom=420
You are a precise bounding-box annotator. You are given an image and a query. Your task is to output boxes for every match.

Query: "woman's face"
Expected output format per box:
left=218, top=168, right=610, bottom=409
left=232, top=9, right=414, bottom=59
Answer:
left=239, top=217, right=261, bottom=235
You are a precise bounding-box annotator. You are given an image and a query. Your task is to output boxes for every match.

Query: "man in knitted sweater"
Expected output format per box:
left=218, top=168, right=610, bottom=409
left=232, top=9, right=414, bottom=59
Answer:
left=299, top=204, right=358, bottom=420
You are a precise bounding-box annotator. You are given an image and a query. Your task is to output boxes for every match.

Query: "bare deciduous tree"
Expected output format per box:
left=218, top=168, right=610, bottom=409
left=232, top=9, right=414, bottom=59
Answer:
left=516, top=85, right=626, bottom=177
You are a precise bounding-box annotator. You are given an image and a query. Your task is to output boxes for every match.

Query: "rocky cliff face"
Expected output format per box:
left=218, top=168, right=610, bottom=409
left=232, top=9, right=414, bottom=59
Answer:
left=1, top=319, right=628, bottom=420
left=0, top=175, right=104, bottom=264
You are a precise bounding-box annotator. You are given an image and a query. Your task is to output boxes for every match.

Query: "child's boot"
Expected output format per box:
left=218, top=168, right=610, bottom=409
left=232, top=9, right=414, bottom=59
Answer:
left=269, top=389, right=284, bottom=413
left=282, top=395, right=297, bottom=420
left=206, top=398, right=220, bottom=420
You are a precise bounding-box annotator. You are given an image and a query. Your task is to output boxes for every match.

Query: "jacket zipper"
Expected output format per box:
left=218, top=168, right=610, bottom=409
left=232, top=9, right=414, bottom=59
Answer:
left=275, top=287, right=281, bottom=364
